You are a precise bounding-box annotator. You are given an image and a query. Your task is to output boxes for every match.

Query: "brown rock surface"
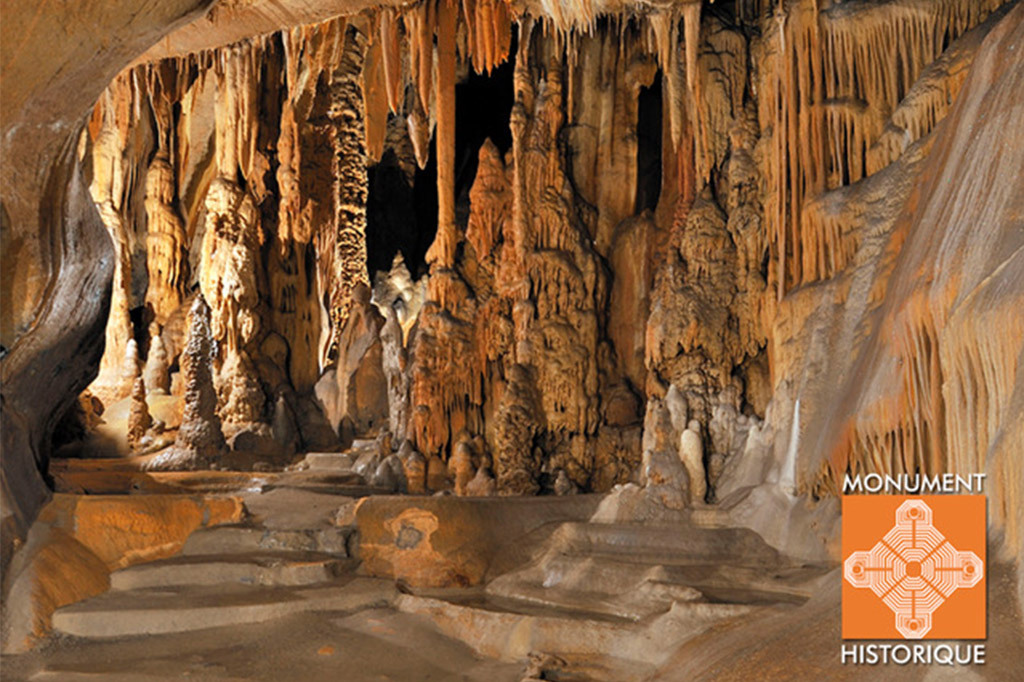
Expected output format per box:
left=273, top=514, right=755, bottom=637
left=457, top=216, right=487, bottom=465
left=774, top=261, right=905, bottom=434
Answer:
left=357, top=495, right=599, bottom=588
left=3, top=1, right=1024, bottom=675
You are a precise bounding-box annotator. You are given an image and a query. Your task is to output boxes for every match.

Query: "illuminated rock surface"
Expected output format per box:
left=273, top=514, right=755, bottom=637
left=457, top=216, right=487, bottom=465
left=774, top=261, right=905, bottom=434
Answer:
left=2, top=0, right=1023, bottom=678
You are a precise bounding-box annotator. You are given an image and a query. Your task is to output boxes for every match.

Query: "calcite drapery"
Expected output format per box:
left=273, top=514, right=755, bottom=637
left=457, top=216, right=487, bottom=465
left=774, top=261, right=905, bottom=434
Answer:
left=757, top=0, right=1004, bottom=298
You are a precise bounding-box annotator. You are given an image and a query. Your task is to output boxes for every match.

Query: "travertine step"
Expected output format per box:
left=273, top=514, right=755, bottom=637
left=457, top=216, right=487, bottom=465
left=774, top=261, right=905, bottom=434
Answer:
left=391, top=521, right=829, bottom=681
left=110, top=553, right=353, bottom=590
left=181, top=524, right=353, bottom=557
left=478, top=520, right=830, bottom=621
left=549, top=522, right=785, bottom=567
left=486, top=553, right=824, bottom=621
left=301, top=452, right=355, bottom=470
left=53, top=578, right=397, bottom=638
left=394, top=592, right=753, bottom=682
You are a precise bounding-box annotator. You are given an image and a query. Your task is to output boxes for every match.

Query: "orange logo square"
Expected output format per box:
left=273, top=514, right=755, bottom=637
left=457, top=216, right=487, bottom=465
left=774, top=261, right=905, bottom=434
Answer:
left=842, top=495, right=986, bottom=639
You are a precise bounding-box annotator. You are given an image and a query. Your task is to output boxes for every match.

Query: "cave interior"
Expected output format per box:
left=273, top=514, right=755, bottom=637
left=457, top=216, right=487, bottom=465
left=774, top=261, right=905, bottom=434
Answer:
left=1, top=0, right=1023, bottom=678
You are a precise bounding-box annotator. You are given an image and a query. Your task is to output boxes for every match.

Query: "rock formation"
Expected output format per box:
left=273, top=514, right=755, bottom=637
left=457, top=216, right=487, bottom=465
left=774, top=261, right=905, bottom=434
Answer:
left=143, top=331, right=172, bottom=395
left=146, top=296, right=226, bottom=470
left=399, top=441, right=427, bottom=495
left=449, top=438, right=476, bottom=497
left=126, top=378, right=153, bottom=451
left=4, top=3, right=1024, bottom=654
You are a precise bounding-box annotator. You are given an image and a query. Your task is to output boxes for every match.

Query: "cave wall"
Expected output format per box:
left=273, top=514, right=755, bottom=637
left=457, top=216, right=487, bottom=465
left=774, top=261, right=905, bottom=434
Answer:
left=0, top=0, right=219, bottom=574
left=785, top=2, right=1024, bottom=557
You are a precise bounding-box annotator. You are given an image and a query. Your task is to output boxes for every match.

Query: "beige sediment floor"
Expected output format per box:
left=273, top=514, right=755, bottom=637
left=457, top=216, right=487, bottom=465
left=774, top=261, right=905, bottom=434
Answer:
left=1, top=607, right=522, bottom=682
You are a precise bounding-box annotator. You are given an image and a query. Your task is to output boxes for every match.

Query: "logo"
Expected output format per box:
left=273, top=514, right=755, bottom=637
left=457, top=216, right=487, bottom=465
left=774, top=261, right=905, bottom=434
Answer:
left=842, top=495, right=985, bottom=640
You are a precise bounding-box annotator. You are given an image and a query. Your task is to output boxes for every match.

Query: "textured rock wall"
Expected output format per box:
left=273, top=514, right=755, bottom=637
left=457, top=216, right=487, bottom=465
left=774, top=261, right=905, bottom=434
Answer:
left=790, top=2, right=1024, bottom=556
left=0, top=0, right=216, bottom=576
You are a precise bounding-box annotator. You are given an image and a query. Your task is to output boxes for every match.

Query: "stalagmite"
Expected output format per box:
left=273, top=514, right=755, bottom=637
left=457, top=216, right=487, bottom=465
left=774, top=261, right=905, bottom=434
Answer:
left=449, top=438, right=475, bottom=496
left=679, top=423, right=706, bottom=503
left=465, top=466, right=497, bottom=496
left=143, top=332, right=171, bottom=395
left=147, top=296, right=226, bottom=471
left=426, top=453, right=449, bottom=492
left=331, top=284, right=388, bottom=437
left=380, top=307, right=411, bottom=445
left=493, top=364, right=542, bottom=495
left=126, top=377, right=153, bottom=451
left=400, top=441, right=427, bottom=494
left=117, top=340, right=142, bottom=402
left=553, top=469, right=578, bottom=496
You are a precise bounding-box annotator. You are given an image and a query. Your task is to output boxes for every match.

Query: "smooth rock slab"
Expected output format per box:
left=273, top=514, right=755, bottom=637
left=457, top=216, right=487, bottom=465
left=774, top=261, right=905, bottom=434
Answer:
left=110, top=553, right=351, bottom=590
left=53, top=578, right=397, bottom=638
left=181, top=525, right=352, bottom=557
left=394, top=593, right=755, bottom=682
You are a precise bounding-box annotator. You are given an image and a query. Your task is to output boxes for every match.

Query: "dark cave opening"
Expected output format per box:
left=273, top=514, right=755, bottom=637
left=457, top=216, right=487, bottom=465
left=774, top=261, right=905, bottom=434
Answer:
left=454, top=52, right=516, bottom=209
left=366, top=151, right=429, bottom=279
left=636, top=72, right=662, bottom=213
left=366, top=43, right=515, bottom=280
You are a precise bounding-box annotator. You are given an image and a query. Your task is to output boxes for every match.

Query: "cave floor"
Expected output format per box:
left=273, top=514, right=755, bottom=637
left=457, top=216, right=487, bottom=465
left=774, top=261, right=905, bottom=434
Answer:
left=3, top=607, right=523, bottom=681
left=5, top=460, right=1023, bottom=681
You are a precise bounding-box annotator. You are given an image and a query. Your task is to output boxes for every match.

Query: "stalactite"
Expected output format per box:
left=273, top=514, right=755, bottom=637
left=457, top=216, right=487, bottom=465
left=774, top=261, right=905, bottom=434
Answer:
left=507, top=17, right=535, bottom=287
left=649, top=10, right=683, bottom=150
left=143, top=156, right=188, bottom=325
left=567, top=22, right=656, bottom=254
left=682, top=2, right=701, bottom=96
left=143, top=68, right=189, bottom=326
left=864, top=7, right=1000, bottom=175
left=758, top=0, right=1003, bottom=298
left=380, top=8, right=403, bottom=113
left=326, top=24, right=371, bottom=358
left=414, top=0, right=435, bottom=115
left=271, top=98, right=321, bottom=393
left=426, top=0, right=459, bottom=269
left=198, top=42, right=270, bottom=427
left=407, top=100, right=434, bottom=171
left=362, top=27, right=389, bottom=164
left=796, top=5, right=1024, bottom=559
left=268, top=20, right=345, bottom=392
left=469, top=0, right=512, bottom=73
